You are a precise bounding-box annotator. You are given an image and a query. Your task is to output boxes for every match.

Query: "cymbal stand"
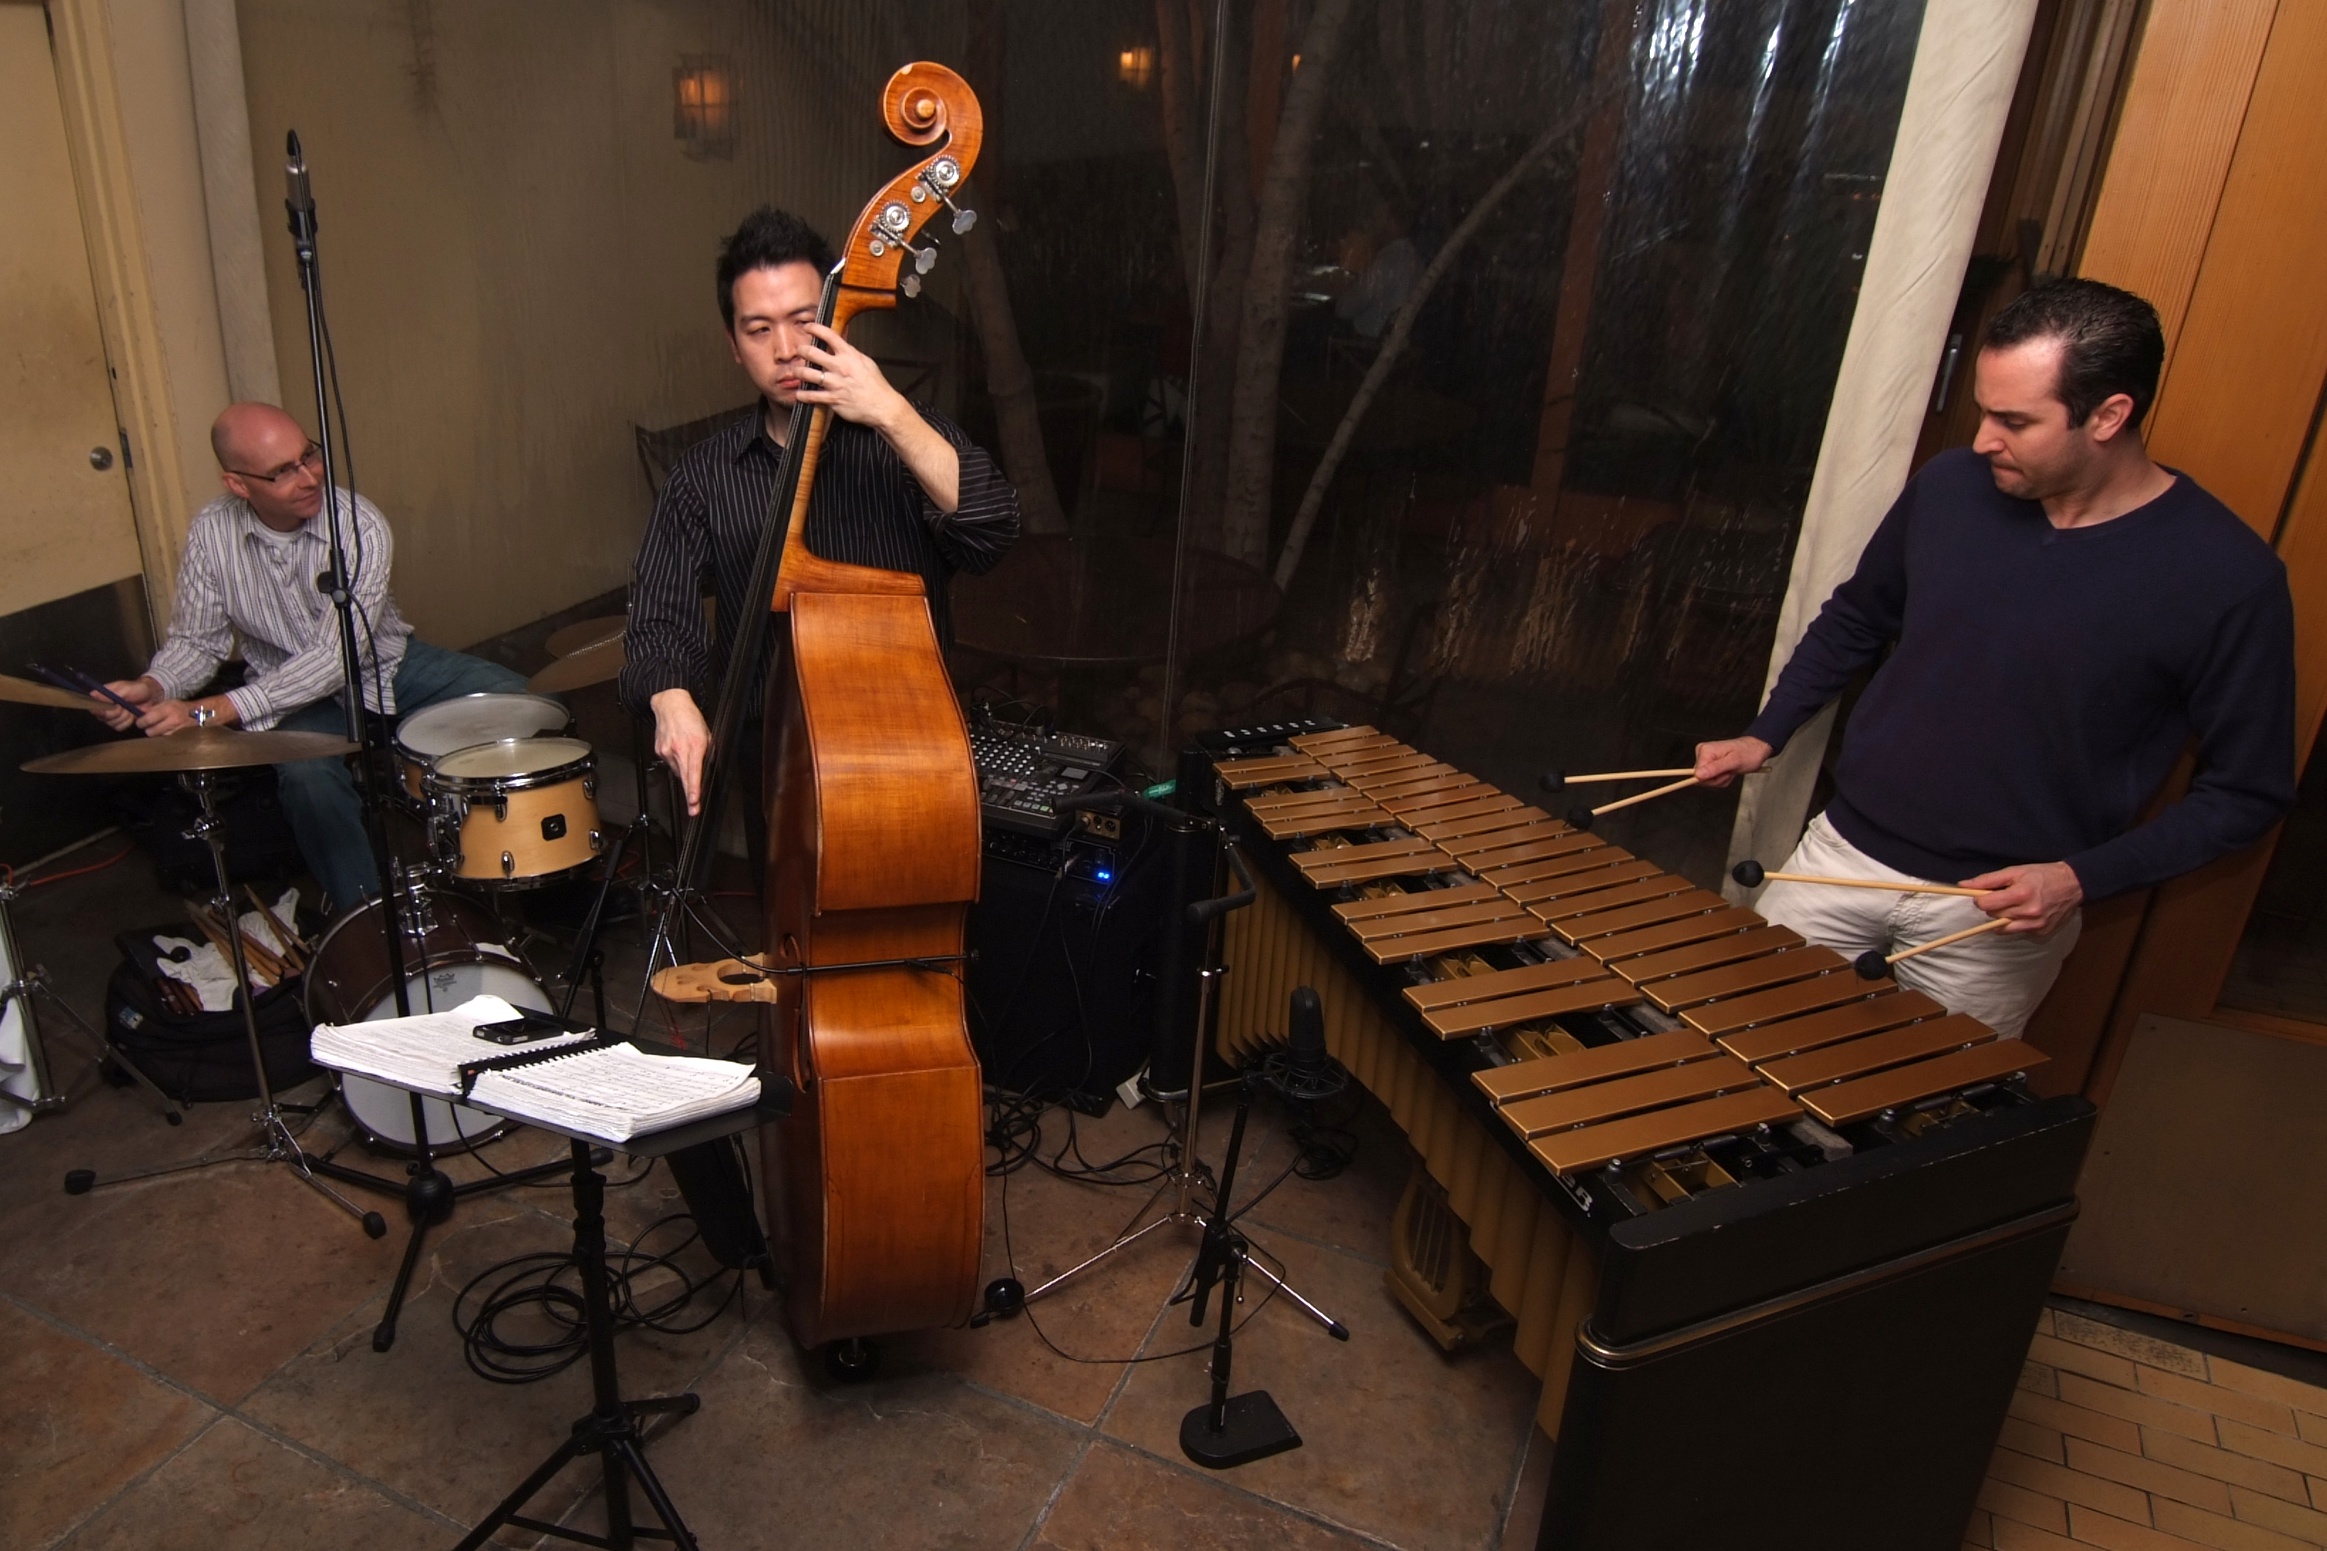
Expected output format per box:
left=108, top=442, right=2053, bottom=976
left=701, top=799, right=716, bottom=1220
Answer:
left=0, top=857, right=180, bottom=1125
left=1008, top=807, right=1346, bottom=1341
left=61, top=773, right=386, bottom=1236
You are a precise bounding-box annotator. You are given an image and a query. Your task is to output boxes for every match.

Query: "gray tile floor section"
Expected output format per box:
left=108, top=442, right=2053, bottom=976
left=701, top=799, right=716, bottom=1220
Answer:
left=0, top=840, right=1548, bottom=1550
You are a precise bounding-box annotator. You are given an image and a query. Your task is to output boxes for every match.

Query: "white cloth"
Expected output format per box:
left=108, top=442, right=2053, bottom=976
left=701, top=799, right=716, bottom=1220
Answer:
left=0, top=925, right=35, bottom=1133
left=152, top=887, right=303, bottom=1012
left=144, top=491, right=413, bottom=729
left=1753, top=812, right=2079, bottom=1040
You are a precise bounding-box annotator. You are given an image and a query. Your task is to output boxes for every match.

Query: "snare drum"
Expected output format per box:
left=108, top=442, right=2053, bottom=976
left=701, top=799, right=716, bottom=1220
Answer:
left=305, top=886, right=550, bottom=1152
left=427, top=736, right=603, bottom=886
left=392, top=693, right=569, bottom=810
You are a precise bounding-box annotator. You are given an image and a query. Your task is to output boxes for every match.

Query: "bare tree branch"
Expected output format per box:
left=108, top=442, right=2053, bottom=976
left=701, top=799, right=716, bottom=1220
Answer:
left=1270, top=92, right=1612, bottom=593
left=1155, top=0, right=1206, bottom=299
left=959, top=216, right=1070, bottom=535
left=1218, top=0, right=1360, bottom=568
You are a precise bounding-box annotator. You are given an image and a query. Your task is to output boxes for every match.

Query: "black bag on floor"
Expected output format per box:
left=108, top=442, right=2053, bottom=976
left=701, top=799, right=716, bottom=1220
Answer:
left=104, top=927, right=316, bottom=1102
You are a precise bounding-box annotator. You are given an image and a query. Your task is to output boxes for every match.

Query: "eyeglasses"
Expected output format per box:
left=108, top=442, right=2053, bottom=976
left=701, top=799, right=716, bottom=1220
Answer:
left=229, top=443, right=325, bottom=485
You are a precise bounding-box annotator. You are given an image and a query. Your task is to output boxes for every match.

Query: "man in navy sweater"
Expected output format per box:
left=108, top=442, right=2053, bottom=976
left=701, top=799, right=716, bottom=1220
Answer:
left=1695, top=280, right=2295, bottom=1038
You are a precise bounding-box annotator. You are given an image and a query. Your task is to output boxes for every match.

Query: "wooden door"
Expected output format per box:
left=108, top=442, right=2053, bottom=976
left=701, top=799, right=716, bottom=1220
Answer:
left=0, top=2, right=144, bottom=616
left=2017, top=0, right=2327, bottom=1349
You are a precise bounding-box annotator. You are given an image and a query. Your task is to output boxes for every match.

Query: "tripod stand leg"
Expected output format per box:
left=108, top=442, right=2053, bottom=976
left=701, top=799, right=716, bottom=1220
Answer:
left=1021, top=1197, right=1183, bottom=1304
left=1239, top=1254, right=1350, bottom=1341
left=451, top=1433, right=590, bottom=1551
left=609, top=1433, right=699, bottom=1550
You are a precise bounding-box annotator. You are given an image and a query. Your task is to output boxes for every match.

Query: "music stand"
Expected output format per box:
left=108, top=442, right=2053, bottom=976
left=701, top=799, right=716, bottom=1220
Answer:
left=307, top=1040, right=791, bottom=1551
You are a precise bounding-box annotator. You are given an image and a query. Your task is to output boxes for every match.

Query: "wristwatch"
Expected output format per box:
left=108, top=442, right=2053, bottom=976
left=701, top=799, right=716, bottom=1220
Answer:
left=191, top=701, right=216, bottom=728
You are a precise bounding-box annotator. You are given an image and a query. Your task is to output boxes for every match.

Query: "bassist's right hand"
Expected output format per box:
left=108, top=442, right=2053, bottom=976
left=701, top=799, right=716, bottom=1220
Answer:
left=651, top=688, right=711, bottom=816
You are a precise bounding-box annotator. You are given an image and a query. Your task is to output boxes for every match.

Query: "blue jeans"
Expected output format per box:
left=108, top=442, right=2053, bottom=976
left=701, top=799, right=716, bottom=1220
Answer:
left=273, top=639, right=533, bottom=913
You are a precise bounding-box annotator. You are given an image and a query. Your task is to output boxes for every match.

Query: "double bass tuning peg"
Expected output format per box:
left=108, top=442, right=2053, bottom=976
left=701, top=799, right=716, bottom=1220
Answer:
left=872, top=198, right=942, bottom=296
left=914, top=159, right=977, bottom=235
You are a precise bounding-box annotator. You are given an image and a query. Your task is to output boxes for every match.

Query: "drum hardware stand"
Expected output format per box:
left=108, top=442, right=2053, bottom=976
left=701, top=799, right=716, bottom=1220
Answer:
left=0, top=868, right=181, bottom=1125
left=988, top=800, right=1348, bottom=1344
left=61, top=773, right=388, bottom=1236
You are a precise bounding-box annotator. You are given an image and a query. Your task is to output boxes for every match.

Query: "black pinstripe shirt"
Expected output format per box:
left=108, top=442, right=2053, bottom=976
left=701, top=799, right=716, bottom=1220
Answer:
left=620, top=402, right=1019, bottom=713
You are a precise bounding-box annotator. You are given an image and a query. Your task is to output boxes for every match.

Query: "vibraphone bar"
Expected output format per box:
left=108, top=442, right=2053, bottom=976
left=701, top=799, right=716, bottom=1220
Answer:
left=1187, top=720, right=2095, bottom=1551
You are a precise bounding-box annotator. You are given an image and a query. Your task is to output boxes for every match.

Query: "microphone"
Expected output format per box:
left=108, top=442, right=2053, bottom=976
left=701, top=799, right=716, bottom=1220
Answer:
left=1286, top=986, right=1326, bottom=1088
left=285, top=130, right=317, bottom=250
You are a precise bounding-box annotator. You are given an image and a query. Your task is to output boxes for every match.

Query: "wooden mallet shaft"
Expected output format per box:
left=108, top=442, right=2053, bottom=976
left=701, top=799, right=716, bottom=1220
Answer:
left=1566, top=774, right=1700, bottom=830
left=1730, top=860, right=1990, bottom=898
left=1853, top=915, right=2012, bottom=979
left=1540, top=766, right=1694, bottom=792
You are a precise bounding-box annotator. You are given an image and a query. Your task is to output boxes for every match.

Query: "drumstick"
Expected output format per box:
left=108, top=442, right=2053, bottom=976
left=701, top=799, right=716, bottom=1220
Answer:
left=187, top=902, right=284, bottom=986
left=27, top=662, right=141, bottom=718
left=183, top=904, right=261, bottom=985
left=1538, top=766, right=1695, bottom=792
left=1564, top=775, right=1700, bottom=831
left=1852, top=916, right=2011, bottom=980
left=1731, top=860, right=1992, bottom=898
left=244, top=886, right=308, bottom=970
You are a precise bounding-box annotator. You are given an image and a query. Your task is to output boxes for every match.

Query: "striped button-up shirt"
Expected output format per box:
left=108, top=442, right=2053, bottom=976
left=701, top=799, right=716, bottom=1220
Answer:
left=146, top=491, right=413, bottom=730
left=619, top=403, right=1020, bottom=713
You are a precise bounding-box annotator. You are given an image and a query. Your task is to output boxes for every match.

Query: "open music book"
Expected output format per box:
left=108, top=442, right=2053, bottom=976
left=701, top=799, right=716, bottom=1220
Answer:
left=311, top=994, right=760, bottom=1143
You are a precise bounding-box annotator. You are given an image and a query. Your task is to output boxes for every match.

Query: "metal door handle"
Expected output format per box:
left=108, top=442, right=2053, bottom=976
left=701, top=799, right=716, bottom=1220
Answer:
left=88, top=446, right=113, bottom=471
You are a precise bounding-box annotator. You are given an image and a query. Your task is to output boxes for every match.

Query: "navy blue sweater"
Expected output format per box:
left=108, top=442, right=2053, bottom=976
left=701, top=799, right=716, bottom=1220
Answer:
left=1746, top=448, right=2296, bottom=902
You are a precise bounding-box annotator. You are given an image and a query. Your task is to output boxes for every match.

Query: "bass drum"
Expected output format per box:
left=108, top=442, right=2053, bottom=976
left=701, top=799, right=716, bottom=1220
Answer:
left=305, top=888, right=552, bottom=1152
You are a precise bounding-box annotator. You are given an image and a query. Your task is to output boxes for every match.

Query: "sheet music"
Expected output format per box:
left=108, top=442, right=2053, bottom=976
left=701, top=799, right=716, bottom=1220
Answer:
left=310, top=994, right=594, bottom=1097
left=465, top=1044, right=759, bottom=1144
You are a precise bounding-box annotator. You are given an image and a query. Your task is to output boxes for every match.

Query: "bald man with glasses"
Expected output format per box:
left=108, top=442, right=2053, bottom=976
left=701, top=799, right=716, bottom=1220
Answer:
left=95, top=402, right=530, bottom=915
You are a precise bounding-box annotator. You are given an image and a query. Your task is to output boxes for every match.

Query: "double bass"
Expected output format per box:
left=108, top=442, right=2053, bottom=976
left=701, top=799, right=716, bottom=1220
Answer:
left=759, top=66, right=990, bottom=1350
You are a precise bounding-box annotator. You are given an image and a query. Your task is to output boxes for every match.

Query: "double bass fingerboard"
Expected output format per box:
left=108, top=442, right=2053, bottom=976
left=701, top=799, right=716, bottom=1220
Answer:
left=1219, top=725, right=2045, bottom=1182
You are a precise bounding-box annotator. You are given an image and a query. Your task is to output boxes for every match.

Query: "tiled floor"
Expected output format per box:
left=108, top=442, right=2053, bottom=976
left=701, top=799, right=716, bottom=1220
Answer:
left=6, top=827, right=2323, bottom=1549
left=0, top=846, right=1547, bottom=1550
left=1970, top=1307, right=2327, bottom=1551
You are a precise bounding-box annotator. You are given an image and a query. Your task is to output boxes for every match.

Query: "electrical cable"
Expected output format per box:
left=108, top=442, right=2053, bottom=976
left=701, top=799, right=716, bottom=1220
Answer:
left=451, top=1205, right=745, bottom=1384
left=986, top=1112, right=1284, bottom=1369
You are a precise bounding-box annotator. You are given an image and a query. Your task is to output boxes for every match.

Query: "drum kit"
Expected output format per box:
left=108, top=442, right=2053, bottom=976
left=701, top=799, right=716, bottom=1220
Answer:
left=3, top=616, right=636, bottom=1159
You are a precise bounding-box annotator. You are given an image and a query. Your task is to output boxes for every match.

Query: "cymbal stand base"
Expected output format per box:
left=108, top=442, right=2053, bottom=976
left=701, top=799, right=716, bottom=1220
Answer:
left=57, top=775, right=387, bottom=1239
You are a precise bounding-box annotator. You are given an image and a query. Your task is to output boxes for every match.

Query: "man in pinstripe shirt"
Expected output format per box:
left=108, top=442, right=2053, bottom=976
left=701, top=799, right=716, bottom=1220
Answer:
left=97, top=402, right=530, bottom=913
left=620, top=207, right=1019, bottom=847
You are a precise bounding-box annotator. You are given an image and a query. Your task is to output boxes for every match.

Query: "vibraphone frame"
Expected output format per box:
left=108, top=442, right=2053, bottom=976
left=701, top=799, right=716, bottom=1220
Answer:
left=1182, top=722, right=2093, bottom=1551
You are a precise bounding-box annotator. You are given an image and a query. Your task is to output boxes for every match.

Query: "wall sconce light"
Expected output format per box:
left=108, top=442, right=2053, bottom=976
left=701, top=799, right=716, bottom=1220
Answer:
left=674, top=56, right=735, bottom=159
left=1118, top=46, right=1155, bottom=89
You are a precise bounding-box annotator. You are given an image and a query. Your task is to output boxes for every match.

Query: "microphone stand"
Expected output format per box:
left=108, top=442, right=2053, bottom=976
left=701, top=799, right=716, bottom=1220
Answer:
left=277, top=134, right=572, bottom=1350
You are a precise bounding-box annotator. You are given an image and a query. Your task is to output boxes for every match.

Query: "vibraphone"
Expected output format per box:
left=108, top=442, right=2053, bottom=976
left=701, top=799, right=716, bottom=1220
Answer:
left=1185, top=720, right=2096, bottom=1551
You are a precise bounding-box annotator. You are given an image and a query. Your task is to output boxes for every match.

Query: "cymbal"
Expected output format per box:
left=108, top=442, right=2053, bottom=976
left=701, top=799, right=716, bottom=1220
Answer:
left=23, top=726, right=360, bottom=776
left=0, top=672, right=104, bottom=711
left=544, top=614, right=627, bottom=659
left=529, top=635, right=623, bottom=694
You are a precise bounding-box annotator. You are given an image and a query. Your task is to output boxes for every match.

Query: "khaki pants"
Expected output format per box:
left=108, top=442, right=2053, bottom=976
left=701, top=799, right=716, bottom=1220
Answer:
left=1752, top=812, right=2079, bottom=1040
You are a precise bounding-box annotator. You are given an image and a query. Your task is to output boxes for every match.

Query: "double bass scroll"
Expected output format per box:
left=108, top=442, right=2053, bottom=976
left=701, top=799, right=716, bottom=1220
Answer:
left=761, top=63, right=989, bottom=1349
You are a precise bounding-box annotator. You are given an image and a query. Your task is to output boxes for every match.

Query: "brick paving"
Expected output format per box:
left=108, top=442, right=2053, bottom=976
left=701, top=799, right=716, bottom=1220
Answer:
left=1968, top=1308, right=2327, bottom=1550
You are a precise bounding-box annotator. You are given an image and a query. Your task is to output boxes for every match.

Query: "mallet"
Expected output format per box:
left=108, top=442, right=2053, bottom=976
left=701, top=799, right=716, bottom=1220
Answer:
left=1564, top=774, right=1701, bottom=832
left=1538, top=766, right=1694, bottom=793
left=1852, top=916, right=2012, bottom=980
left=1730, top=860, right=1993, bottom=897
